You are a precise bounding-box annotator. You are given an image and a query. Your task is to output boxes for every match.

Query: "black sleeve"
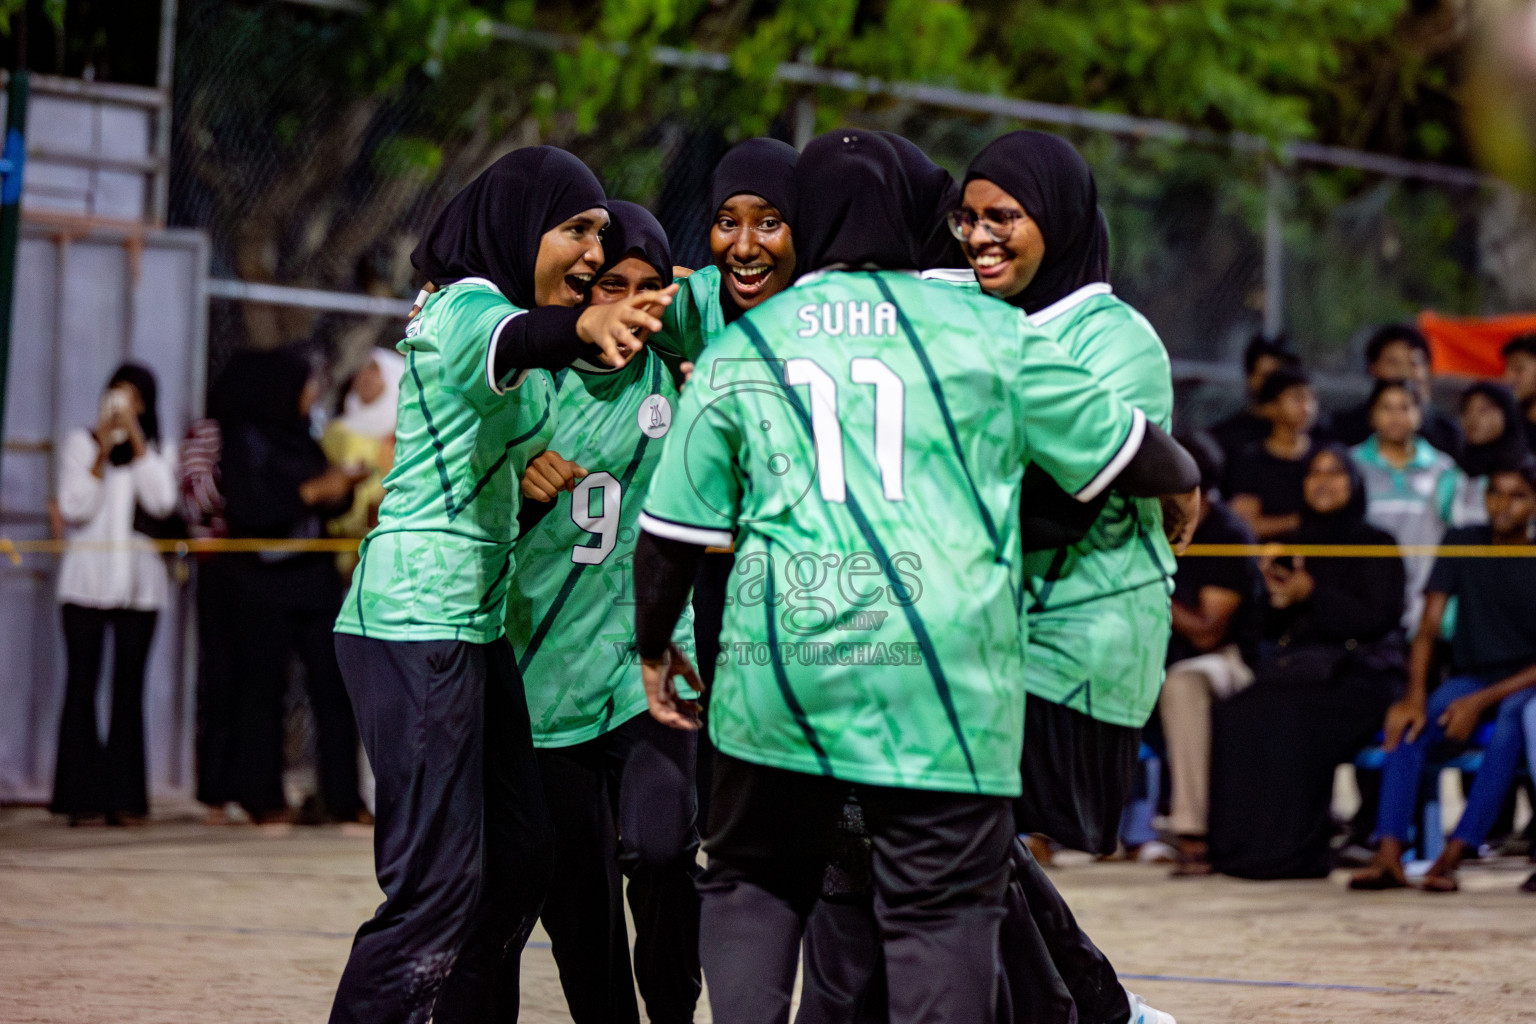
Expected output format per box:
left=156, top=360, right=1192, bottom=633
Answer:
left=634, top=531, right=707, bottom=660
left=1425, top=526, right=1472, bottom=597
left=1018, top=462, right=1110, bottom=552
left=516, top=496, right=556, bottom=537
left=1108, top=420, right=1200, bottom=498
left=491, top=306, right=591, bottom=386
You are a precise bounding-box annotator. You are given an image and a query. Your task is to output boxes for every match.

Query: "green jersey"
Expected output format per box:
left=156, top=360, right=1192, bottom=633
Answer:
left=1016, top=284, right=1176, bottom=726
left=640, top=270, right=1147, bottom=796
left=336, top=279, right=557, bottom=643
left=507, top=350, right=694, bottom=747
left=655, top=265, right=726, bottom=362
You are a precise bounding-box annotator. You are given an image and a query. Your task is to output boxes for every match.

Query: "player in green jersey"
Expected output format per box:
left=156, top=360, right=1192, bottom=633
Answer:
left=504, top=201, right=701, bottom=1024
left=655, top=137, right=800, bottom=826
left=633, top=130, right=1197, bottom=1024
left=328, top=148, right=676, bottom=1024
left=956, top=129, right=1187, bottom=1024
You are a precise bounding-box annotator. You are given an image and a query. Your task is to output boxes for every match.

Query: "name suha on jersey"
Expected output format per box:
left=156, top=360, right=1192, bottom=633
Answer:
left=797, top=299, right=899, bottom=337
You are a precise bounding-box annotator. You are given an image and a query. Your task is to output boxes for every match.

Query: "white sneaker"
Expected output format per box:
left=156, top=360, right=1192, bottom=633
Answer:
left=1126, top=991, right=1177, bottom=1024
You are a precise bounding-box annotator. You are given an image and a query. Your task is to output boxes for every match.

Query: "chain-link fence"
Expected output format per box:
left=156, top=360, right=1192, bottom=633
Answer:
left=171, top=0, right=1536, bottom=427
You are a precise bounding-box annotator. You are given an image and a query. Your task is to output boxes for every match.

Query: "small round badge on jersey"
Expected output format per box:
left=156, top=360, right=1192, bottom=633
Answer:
left=639, top=393, right=672, bottom=439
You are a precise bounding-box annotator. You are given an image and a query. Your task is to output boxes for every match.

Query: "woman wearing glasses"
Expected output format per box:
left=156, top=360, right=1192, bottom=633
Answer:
left=953, top=130, right=1183, bottom=1024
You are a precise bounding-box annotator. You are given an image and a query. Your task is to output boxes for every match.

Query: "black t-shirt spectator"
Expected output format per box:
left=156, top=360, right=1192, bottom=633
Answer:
left=1426, top=525, right=1536, bottom=678
left=1168, top=498, right=1262, bottom=666
left=1326, top=400, right=1463, bottom=460
left=1209, top=410, right=1270, bottom=490
left=1226, top=441, right=1310, bottom=520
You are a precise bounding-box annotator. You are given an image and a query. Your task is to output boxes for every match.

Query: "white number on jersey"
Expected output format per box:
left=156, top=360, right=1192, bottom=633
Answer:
left=571, top=471, right=621, bottom=564
left=785, top=357, right=906, bottom=504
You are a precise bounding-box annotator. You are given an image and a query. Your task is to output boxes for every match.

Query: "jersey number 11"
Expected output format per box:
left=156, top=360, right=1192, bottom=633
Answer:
left=786, top=357, right=905, bottom=503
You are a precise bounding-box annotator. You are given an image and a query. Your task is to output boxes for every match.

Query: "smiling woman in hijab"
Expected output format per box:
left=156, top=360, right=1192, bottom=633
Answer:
left=651, top=136, right=800, bottom=828
left=1450, top=381, right=1531, bottom=526
left=328, top=146, right=676, bottom=1024
left=955, top=130, right=1181, bottom=850
left=1207, top=444, right=1407, bottom=879
left=504, top=200, right=703, bottom=1024
left=51, top=363, right=178, bottom=827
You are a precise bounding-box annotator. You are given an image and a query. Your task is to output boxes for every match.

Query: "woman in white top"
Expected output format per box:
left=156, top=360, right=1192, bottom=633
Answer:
left=51, top=364, right=177, bottom=825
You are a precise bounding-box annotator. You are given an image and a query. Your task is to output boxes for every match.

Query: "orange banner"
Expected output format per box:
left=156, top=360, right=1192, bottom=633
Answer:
left=1418, top=309, right=1536, bottom=378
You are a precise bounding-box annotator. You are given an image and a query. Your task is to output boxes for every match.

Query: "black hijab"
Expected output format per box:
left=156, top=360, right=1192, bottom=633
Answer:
left=412, top=146, right=607, bottom=309
left=711, top=138, right=799, bottom=324
left=710, top=138, right=798, bottom=221
left=600, top=201, right=673, bottom=286
left=1457, top=381, right=1530, bottom=477
left=963, top=130, right=1108, bottom=313
left=878, top=132, right=966, bottom=270
left=1296, top=443, right=1369, bottom=544
left=104, top=363, right=160, bottom=467
left=794, top=130, right=918, bottom=275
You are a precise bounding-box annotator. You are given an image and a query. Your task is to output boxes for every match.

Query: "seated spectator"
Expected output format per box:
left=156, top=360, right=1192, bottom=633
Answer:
left=1327, top=324, right=1463, bottom=458
left=1450, top=382, right=1529, bottom=528
left=1157, top=432, right=1262, bottom=876
left=1209, top=334, right=1299, bottom=477
left=1351, top=379, right=1460, bottom=633
left=217, top=348, right=369, bottom=826
left=1501, top=334, right=1536, bottom=454
left=51, top=364, right=179, bottom=826
left=1227, top=366, right=1317, bottom=540
left=1208, top=445, right=1406, bottom=879
left=1350, top=461, right=1536, bottom=892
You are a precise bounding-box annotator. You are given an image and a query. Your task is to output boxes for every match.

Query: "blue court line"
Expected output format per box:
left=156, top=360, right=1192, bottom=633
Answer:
left=1119, top=972, right=1448, bottom=996
left=0, top=917, right=553, bottom=949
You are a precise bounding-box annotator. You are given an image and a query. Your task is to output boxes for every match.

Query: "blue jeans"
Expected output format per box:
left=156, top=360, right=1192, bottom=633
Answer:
left=1377, top=675, right=1536, bottom=849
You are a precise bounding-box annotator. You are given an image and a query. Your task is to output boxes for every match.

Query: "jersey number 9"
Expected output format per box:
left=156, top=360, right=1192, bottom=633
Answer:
left=571, top=471, right=621, bottom=565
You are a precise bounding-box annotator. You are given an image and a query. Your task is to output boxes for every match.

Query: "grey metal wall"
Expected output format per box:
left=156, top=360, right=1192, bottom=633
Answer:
left=0, top=220, right=208, bottom=804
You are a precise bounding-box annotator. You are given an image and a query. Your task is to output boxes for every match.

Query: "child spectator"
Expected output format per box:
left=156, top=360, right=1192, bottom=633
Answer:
left=321, top=347, right=405, bottom=576
left=1328, top=325, right=1462, bottom=457
left=1351, top=379, right=1460, bottom=633
left=1350, top=461, right=1536, bottom=892
left=1227, top=366, right=1317, bottom=540
left=1157, top=432, right=1262, bottom=875
left=1451, top=382, right=1530, bottom=528
left=1209, top=334, right=1299, bottom=474
left=1208, top=445, right=1406, bottom=879
left=1501, top=335, right=1536, bottom=454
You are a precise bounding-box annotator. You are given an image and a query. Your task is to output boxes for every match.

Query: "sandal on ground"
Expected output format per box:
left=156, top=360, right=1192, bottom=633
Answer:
left=1418, top=871, right=1459, bottom=893
left=1348, top=865, right=1408, bottom=890
left=1520, top=871, right=1536, bottom=894
left=1170, top=836, right=1213, bottom=877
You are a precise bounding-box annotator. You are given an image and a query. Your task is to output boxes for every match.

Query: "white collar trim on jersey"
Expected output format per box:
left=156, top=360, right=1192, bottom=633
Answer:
left=1027, top=283, right=1113, bottom=326
left=795, top=265, right=922, bottom=287
left=450, top=276, right=506, bottom=297
left=919, top=267, right=977, bottom=285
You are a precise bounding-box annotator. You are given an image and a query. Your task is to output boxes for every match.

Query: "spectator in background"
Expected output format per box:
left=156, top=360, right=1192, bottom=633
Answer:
left=1208, top=445, right=1406, bottom=879
left=1501, top=334, right=1536, bottom=452
left=1350, top=462, right=1536, bottom=892
left=1451, top=382, right=1529, bottom=528
left=1157, top=432, right=1262, bottom=876
left=217, top=348, right=368, bottom=826
left=321, top=347, right=405, bottom=576
left=51, top=364, right=178, bottom=826
left=1327, top=325, right=1462, bottom=458
left=1209, top=334, right=1299, bottom=473
left=1227, top=366, right=1317, bottom=540
left=1351, top=380, right=1459, bottom=633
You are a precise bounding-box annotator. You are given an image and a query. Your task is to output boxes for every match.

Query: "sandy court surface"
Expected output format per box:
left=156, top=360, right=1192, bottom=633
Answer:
left=2, top=805, right=1534, bottom=1023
